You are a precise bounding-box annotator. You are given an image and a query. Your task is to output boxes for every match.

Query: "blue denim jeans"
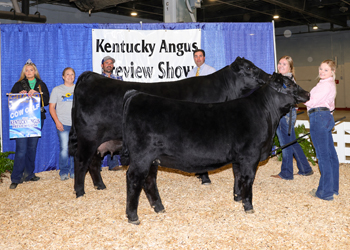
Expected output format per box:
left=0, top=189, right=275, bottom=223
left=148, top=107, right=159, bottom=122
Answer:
left=57, top=125, right=74, bottom=177
left=11, top=136, right=40, bottom=183
left=276, top=108, right=313, bottom=180
left=309, top=110, right=339, bottom=200
left=107, top=154, right=121, bottom=170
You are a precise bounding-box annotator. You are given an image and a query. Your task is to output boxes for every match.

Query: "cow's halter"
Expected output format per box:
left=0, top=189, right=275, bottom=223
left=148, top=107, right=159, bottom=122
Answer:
left=267, top=78, right=300, bottom=100
left=267, top=78, right=297, bottom=135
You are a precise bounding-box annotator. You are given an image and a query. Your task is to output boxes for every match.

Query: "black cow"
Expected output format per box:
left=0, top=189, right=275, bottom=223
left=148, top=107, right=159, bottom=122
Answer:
left=120, top=73, right=310, bottom=224
left=69, top=57, right=270, bottom=198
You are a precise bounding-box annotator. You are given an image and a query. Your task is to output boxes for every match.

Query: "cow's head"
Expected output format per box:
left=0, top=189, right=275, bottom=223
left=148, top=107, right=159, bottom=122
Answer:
left=269, top=72, right=310, bottom=104
left=231, top=57, right=271, bottom=85
left=230, top=57, right=271, bottom=97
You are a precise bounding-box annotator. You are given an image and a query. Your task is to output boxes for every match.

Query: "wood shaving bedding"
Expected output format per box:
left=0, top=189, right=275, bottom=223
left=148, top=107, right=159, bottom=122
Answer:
left=0, top=157, right=349, bottom=249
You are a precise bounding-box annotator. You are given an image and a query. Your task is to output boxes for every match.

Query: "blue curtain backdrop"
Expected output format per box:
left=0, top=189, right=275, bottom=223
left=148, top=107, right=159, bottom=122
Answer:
left=0, top=22, right=275, bottom=173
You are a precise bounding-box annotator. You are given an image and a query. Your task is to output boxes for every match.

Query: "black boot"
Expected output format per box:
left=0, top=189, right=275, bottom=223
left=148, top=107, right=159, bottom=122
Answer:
left=196, top=172, right=211, bottom=185
left=26, top=175, right=40, bottom=182
left=9, top=183, right=18, bottom=189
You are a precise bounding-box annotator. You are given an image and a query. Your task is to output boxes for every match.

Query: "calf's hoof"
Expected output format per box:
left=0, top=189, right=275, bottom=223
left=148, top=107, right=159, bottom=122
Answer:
left=245, top=209, right=255, bottom=214
left=94, top=185, right=106, bottom=190
left=156, top=209, right=166, bottom=214
left=128, top=219, right=140, bottom=225
left=234, top=195, right=242, bottom=202
left=153, top=203, right=165, bottom=213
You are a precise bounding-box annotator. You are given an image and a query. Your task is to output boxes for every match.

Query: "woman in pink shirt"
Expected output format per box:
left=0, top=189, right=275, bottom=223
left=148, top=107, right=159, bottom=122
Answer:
left=304, top=59, right=339, bottom=201
left=271, top=56, right=313, bottom=180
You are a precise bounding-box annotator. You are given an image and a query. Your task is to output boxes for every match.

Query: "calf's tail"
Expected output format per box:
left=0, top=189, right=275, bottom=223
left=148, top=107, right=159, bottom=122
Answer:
left=68, top=111, right=78, bottom=156
left=120, top=89, right=139, bottom=166
left=120, top=141, right=130, bottom=166
left=75, top=71, right=93, bottom=88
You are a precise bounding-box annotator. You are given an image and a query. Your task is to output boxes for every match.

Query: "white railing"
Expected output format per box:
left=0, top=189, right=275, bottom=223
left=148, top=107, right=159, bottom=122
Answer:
left=295, top=120, right=350, bottom=163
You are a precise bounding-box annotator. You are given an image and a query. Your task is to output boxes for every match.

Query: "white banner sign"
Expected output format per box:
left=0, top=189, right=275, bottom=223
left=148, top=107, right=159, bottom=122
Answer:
left=92, top=29, right=201, bottom=82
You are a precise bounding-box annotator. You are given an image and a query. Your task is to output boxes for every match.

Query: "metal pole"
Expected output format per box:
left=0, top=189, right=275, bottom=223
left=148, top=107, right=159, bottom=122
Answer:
left=272, top=20, right=278, bottom=73
left=22, top=0, right=29, bottom=15
left=0, top=30, right=2, bottom=152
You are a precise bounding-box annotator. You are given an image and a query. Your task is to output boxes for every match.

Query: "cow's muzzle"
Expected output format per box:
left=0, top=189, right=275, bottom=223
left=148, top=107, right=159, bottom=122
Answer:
left=294, top=86, right=310, bottom=103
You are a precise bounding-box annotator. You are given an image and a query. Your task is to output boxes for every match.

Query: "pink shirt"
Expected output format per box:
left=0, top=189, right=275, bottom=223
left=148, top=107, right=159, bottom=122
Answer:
left=304, top=77, right=336, bottom=111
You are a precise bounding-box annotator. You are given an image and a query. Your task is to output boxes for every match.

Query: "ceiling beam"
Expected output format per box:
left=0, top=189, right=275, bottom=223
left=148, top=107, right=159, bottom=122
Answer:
left=117, top=6, right=163, bottom=17
left=0, top=10, right=46, bottom=22
left=201, top=0, right=305, bottom=26
left=261, top=0, right=348, bottom=27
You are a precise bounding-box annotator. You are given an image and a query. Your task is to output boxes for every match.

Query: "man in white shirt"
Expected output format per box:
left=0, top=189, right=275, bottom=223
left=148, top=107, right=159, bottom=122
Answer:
left=187, top=49, right=216, bottom=185
left=187, top=49, right=216, bottom=78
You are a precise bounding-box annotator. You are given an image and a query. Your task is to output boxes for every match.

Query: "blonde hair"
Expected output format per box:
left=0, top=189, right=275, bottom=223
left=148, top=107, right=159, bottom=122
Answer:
left=18, top=63, right=41, bottom=81
left=278, top=55, right=296, bottom=79
left=62, top=67, right=75, bottom=76
left=318, top=59, right=336, bottom=80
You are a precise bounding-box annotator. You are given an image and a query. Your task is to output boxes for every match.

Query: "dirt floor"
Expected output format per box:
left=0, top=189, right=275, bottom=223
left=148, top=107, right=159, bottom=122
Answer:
left=1, top=157, right=349, bottom=249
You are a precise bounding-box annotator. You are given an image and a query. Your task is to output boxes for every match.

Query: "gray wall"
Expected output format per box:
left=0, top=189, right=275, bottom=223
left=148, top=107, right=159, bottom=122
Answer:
left=275, top=24, right=350, bottom=108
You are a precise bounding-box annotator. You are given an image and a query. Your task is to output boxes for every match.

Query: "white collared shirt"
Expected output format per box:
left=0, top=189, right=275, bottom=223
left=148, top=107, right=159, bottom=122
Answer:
left=187, top=63, right=216, bottom=78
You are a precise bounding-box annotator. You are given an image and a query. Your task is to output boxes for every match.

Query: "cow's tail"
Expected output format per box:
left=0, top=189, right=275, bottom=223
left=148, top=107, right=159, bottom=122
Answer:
left=120, top=89, right=139, bottom=166
left=68, top=76, right=84, bottom=157
left=68, top=71, right=98, bottom=157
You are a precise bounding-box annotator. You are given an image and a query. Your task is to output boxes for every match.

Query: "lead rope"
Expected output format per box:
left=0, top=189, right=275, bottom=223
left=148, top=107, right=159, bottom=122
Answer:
left=288, top=107, right=293, bottom=135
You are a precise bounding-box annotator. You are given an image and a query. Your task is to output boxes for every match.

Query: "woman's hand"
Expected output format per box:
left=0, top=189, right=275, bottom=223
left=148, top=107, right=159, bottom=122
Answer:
left=27, top=89, right=38, bottom=97
left=56, top=121, right=64, bottom=132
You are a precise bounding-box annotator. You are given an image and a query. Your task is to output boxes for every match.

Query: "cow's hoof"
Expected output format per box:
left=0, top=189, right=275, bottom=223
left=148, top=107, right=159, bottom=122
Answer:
left=75, top=191, right=85, bottom=198
left=128, top=219, right=140, bottom=225
left=245, top=209, right=255, bottom=214
left=156, top=209, right=166, bottom=214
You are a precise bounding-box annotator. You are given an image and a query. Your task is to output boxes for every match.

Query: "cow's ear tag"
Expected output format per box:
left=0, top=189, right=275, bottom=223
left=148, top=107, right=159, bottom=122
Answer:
left=282, top=83, right=287, bottom=89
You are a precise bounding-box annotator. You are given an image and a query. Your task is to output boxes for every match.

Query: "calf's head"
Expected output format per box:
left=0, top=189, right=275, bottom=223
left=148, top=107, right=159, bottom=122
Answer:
left=269, top=72, right=310, bottom=104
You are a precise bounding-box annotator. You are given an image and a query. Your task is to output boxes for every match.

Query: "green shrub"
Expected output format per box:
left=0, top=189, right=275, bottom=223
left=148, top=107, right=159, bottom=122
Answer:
left=0, top=141, right=14, bottom=176
left=273, top=124, right=316, bottom=165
